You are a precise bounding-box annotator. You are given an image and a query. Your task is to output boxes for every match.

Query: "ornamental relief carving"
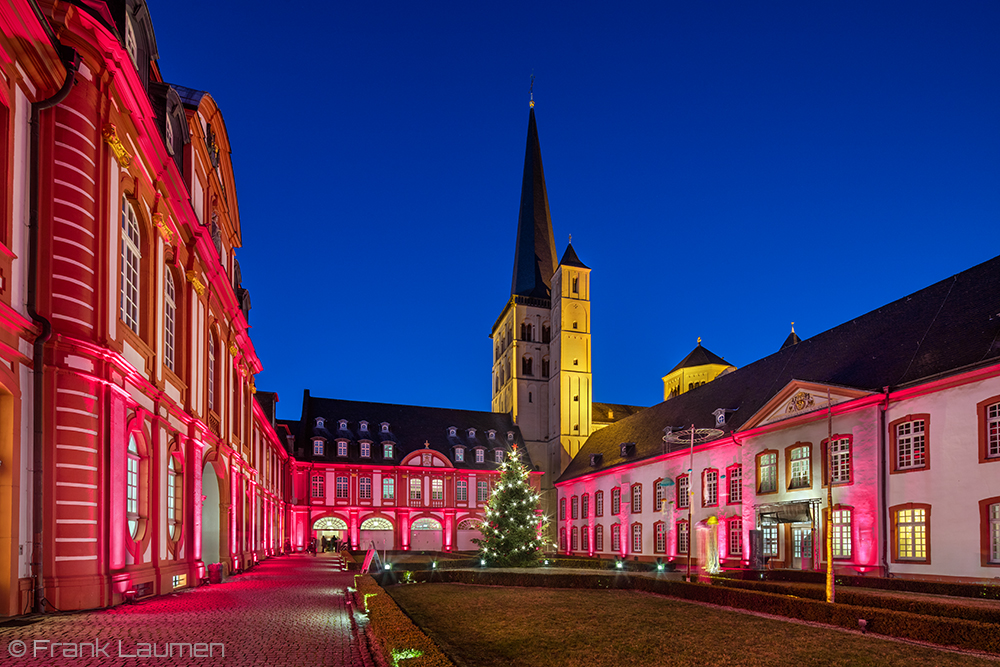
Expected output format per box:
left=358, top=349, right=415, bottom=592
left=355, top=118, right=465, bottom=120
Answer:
left=786, top=391, right=815, bottom=413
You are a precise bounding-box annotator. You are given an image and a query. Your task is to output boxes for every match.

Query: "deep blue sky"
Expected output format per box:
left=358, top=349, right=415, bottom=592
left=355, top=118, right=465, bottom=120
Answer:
left=149, top=1, right=999, bottom=421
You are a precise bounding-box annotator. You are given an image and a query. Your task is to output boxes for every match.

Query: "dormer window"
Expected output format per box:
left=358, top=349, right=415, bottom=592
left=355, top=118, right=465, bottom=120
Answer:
left=449, top=427, right=457, bottom=437
left=712, top=408, right=732, bottom=426
left=495, top=450, right=504, bottom=463
left=381, top=422, right=390, bottom=434
left=455, top=448, right=465, bottom=462
left=507, top=431, right=514, bottom=442
left=360, top=421, right=369, bottom=432
left=337, top=441, right=348, bottom=457
left=316, top=417, right=326, bottom=429
left=338, top=420, right=347, bottom=431
left=383, top=443, right=394, bottom=458
left=475, top=449, right=485, bottom=464
left=590, top=453, right=603, bottom=467
left=360, top=442, right=371, bottom=458
left=620, top=442, right=636, bottom=457
left=488, top=430, right=496, bottom=440
left=468, top=428, right=476, bottom=439
left=313, top=441, right=324, bottom=456
left=124, top=17, right=138, bottom=68
left=165, top=117, right=174, bottom=156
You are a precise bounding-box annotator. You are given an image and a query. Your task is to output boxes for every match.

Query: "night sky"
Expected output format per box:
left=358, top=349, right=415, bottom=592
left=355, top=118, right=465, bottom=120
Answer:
left=148, top=1, right=999, bottom=421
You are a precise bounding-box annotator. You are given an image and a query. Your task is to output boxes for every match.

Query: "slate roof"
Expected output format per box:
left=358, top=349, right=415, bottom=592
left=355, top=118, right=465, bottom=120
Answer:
left=171, top=84, right=208, bottom=109
left=559, top=253, right=1000, bottom=483
left=592, top=402, right=647, bottom=424
left=781, top=328, right=802, bottom=350
left=511, top=107, right=558, bottom=300
left=668, top=342, right=731, bottom=374
left=559, top=243, right=589, bottom=269
left=285, top=391, right=533, bottom=472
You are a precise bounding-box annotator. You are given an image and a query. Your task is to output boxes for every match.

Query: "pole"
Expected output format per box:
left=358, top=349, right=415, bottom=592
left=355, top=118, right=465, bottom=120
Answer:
left=687, top=424, right=694, bottom=582
left=826, top=390, right=835, bottom=603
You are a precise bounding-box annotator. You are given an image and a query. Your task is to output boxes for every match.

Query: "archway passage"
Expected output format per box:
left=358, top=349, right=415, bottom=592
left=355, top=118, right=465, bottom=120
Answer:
left=456, top=518, right=482, bottom=551
left=201, top=462, right=221, bottom=565
left=312, top=516, right=348, bottom=551
left=360, top=516, right=394, bottom=550
left=410, top=517, right=443, bottom=551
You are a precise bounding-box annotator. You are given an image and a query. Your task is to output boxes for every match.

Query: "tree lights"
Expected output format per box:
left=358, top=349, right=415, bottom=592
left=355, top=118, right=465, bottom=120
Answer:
left=474, top=446, right=544, bottom=567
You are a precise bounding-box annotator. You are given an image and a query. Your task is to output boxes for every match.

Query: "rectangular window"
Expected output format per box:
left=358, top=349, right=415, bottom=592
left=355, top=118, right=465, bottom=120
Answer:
left=895, top=507, right=928, bottom=561
left=595, top=524, right=604, bottom=551
left=571, top=527, right=579, bottom=551
left=337, top=441, right=348, bottom=457
left=455, top=448, right=464, bottom=462
left=612, top=488, right=621, bottom=515
left=792, top=527, right=813, bottom=559
left=758, top=452, right=777, bottom=493
left=431, top=479, right=444, bottom=501
left=832, top=508, right=852, bottom=559
left=581, top=526, right=589, bottom=552
left=655, top=481, right=666, bottom=512
left=361, top=442, right=371, bottom=457
left=631, top=484, right=642, bottom=513
left=457, top=480, right=468, bottom=502
left=631, top=524, right=642, bottom=553
left=409, top=478, right=422, bottom=501
left=991, top=503, right=1000, bottom=563
left=359, top=477, right=372, bottom=500
left=988, top=403, right=1000, bottom=459
left=762, top=517, right=778, bottom=557
left=477, top=480, right=489, bottom=502
left=789, top=445, right=810, bottom=489
left=382, top=477, right=394, bottom=500
left=611, top=524, right=621, bottom=552
left=560, top=498, right=567, bottom=520
left=313, top=441, right=324, bottom=456
left=703, top=470, right=718, bottom=506
left=384, top=444, right=394, bottom=458
left=596, top=491, right=604, bottom=517
left=582, top=493, right=589, bottom=519
left=829, top=438, right=851, bottom=484
left=571, top=496, right=579, bottom=519
left=311, top=474, right=325, bottom=498
left=677, top=475, right=689, bottom=509
left=677, top=521, right=689, bottom=555
left=335, top=476, right=348, bottom=499
left=476, top=449, right=484, bottom=463
left=729, top=518, right=743, bottom=556
left=560, top=528, right=566, bottom=552
left=495, top=450, right=503, bottom=463
left=896, top=419, right=926, bottom=470
left=655, top=523, right=667, bottom=553
left=728, top=466, right=742, bottom=504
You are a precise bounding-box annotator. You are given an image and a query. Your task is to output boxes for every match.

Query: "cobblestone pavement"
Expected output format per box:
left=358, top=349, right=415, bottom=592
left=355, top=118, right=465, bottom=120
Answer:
left=0, top=553, right=369, bottom=666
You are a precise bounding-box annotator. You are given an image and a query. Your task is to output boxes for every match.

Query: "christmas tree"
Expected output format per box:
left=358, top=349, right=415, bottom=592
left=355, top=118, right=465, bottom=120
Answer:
left=475, top=446, right=544, bottom=567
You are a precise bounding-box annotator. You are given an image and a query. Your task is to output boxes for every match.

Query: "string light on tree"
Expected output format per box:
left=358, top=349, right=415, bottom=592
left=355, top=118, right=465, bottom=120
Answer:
left=474, top=445, right=544, bottom=567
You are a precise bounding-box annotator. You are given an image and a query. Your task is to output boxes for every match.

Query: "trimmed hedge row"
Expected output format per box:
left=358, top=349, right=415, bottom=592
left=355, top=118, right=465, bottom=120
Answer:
left=723, top=568, right=1000, bottom=600
left=356, top=575, right=453, bottom=667
left=405, top=570, right=1000, bottom=654
left=710, top=576, right=1000, bottom=625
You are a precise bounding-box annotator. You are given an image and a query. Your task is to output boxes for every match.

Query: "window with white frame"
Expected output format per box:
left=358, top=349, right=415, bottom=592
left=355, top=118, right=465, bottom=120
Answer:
left=758, top=452, right=777, bottom=493
left=832, top=508, right=852, bottom=559
left=383, top=443, right=393, bottom=458
left=581, top=526, right=589, bottom=552
left=762, top=517, right=778, bottom=557
left=164, top=269, right=176, bottom=371
left=677, top=475, right=689, bottom=509
left=455, top=447, right=464, bottom=462
left=207, top=334, right=216, bottom=412
left=560, top=498, right=567, bottom=520
left=611, top=524, right=621, bottom=552
left=311, top=474, right=325, bottom=498
left=571, top=496, right=579, bottom=519
left=595, top=491, right=604, bottom=517
left=337, top=441, right=348, bottom=457
left=631, top=523, right=642, bottom=553
left=167, top=455, right=181, bottom=540
left=677, top=521, right=689, bottom=555
left=631, top=484, right=642, bottom=513
left=789, top=445, right=810, bottom=489
left=582, top=493, right=589, bottom=518
left=313, top=441, right=324, bottom=456
left=988, top=403, right=1000, bottom=459
left=571, top=526, right=579, bottom=551
left=456, top=480, right=468, bottom=502
left=495, top=450, right=504, bottom=463
left=595, top=524, right=604, bottom=551
left=559, top=528, right=566, bottom=552
left=120, top=198, right=141, bottom=334
left=476, top=449, right=485, bottom=463
left=359, top=477, right=372, bottom=500
left=654, top=522, right=667, bottom=553
left=990, top=503, right=1000, bottom=563
left=612, top=488, right=621, bottom=515
left=728, top=465, right=742, bottom=503
left=360, top=442, right=370, bottom=457
left=431, top=479, right=444, bottom=501
left=829, top=438, right=851, bottom=483
left=655, top=481, right=666, bottom=512
left=382, top=477, right=394, bottom=500
left=895, top=506, right=928, bottom=560
left=703, top=470, right=718, bottom=506
left=728, top=518, right=742, bottom=556
left=333, top=476, right=347, bottom=499
left=409, top=478, right=422, bottom=501
left=896, top=419, right=926, bottom=470
left=477, top=480, right=488, bottom=502
left=126, top=434, right=140, bottom=538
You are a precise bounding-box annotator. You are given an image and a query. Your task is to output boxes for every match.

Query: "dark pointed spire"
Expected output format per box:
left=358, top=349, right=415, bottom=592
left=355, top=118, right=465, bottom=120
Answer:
left=510, top=106, right=557, bottom=299
left=559, top=242, right=588, bottom=269
left=781, top=322, right=802, bottom=350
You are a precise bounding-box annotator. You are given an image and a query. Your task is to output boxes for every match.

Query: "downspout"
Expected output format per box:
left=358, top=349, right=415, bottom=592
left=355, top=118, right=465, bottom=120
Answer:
left=879, top=387, right=890, bottom=578
left=28, top=40, right=80, bottom=614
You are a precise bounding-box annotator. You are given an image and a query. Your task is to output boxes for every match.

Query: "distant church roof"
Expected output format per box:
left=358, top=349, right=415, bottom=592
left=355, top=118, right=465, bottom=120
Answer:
left=668, top=341, right=730, bottom=374
left=510, top=107, right=558, bottom=299
left=781, top=324, right=802, bottom=350
left=559, top=242, right=589, bottom=269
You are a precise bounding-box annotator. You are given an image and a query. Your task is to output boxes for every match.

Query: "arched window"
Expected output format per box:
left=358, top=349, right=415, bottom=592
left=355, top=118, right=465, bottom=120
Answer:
left=164, top=269, right=176, bottom=371
left=522, top=356, right=533, bottom=376
left=121, top=198, right=141, bottom=334
left=167, top=455, right=182, bottom=541
left=126, top=434, right=142, bottom=538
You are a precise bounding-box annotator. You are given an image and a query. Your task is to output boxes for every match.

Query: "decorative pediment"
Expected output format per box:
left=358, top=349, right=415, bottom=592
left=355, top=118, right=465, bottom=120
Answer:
left=741, top=380, right=875, bottom=431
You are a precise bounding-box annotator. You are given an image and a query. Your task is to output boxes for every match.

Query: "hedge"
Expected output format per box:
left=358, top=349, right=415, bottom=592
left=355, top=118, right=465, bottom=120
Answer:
left=355, top=575, right=453, bottom=667
left=402, top=569, right=1000, bottom=655
left=721, top=568, right=1000, bottom=600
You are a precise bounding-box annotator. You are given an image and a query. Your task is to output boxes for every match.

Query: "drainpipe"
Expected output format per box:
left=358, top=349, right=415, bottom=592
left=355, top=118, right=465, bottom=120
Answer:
left=879, top=387, right=890, bottom=578
left=28, top=40, right=80, bottom=614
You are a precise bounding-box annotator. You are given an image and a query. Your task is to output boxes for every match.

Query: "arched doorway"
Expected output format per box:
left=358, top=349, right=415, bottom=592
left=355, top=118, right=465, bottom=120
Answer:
left=312, top=516, right=347, bottom=551
left=456, top=518, right=482, bottom=551
left=360, top=516, right=394, bottom=550
left=201, top=462, right=221, bottom=565
left=410, top=517, right=443, bottom=551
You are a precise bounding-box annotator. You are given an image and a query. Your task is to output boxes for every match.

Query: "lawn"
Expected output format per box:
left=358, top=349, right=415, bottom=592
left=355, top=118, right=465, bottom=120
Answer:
left=387, top=583, right=999, bottom=667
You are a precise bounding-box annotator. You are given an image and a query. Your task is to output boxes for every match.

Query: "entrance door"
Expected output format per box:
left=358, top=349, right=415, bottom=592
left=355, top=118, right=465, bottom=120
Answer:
left=791, top=525, right=813, bottom=570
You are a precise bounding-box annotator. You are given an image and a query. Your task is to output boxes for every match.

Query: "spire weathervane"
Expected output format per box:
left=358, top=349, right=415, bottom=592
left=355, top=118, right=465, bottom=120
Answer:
left=568, top=234, right=572, bottom=244
left=529, top=73, right=535, bottom=108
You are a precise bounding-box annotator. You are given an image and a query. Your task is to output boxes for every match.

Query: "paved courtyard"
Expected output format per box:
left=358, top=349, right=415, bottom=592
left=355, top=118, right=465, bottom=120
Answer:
left=0, top=553, right=368, bottom=666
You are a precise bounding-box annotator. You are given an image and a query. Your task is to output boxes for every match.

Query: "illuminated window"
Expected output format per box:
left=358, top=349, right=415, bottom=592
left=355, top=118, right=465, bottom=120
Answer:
left=676, top=474, right=689, bottom=509
left=360, top=477, right=372, bottom=500
left=792, top=527, right=813, bottom=560
left=581, top=526, right=590, bottom=552
left=382, top=478, right=394, bottom=500
left=383, top=443, right=393, bottom=458
left=571, top=526, right=579, bottom=551
left=728, top=465, right=742, bottom=504
left=335, top=476, right=348, bottom=499
left=757, top=451, right=777, bottom=493
left=892, top=416, right=928, bottom=471
left=164, top=269, right=176, bottom=371
left=313, top=441, right=324, bottom=456
left=409, top=478, right=422, bottom=501
left=788, top=445, right=811, bottom=489
left=311, top=474, right=325, bottom=498
left=612, top=488, right=621, bottom=515
left=832, top=508, right=852, bottom=559
left=167, top=455, right=181, bottom=540
left=631, top=523, right=642, bottom=553
left=495, top=450, right=503, bottom=463
left=560, top=498, right=566, bottom=521
left=560, top=528, right=567, bottom=552
left=728, top=518, right=742, bottom=556
left=595, top=524, right=604, bottom=551
left=990, top=502, right=1000, bottom=563
left=360, top=442, right=370, bottom=457
left=121, top=200, right=141, bottom=334
left=825, top=437, right=852, bottom=484
left=455, top=448, right=464, bottom=462
left=457, top=480, right=467, bottom=502
left=654, top=522, right=667, bottom=553
left=979, top=398, right=1000, bottom=462
left=207, top=333, right=217, bottom=412
left=571, top=496, right=579, bottom=519
left=893, top=505, right=928, bottom=561
left=476, top=449, right=485, bottom=464
left=677, top=520, right=689, bottom=555
left=477, top=480, right=488, bottom=502
left=581, top=493, right=589, bottom=519
left=631, top=484, right=642, bottom=513
left=655, top=480, right=667, bottom=512
left=431, top=479, right=444, bottom=501
left=126, top=434, right=140, bottom=538
left=595, top=491, right=604, bottom=517
left=762, top=517, right=778, bottom=557
left=337, top=441, right=348, bottom=457
left=611, top=524, right=620, bottom=552
left=990, top=403, right=1000, bottom=458
left=703, top=469, right=718, bottom=506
